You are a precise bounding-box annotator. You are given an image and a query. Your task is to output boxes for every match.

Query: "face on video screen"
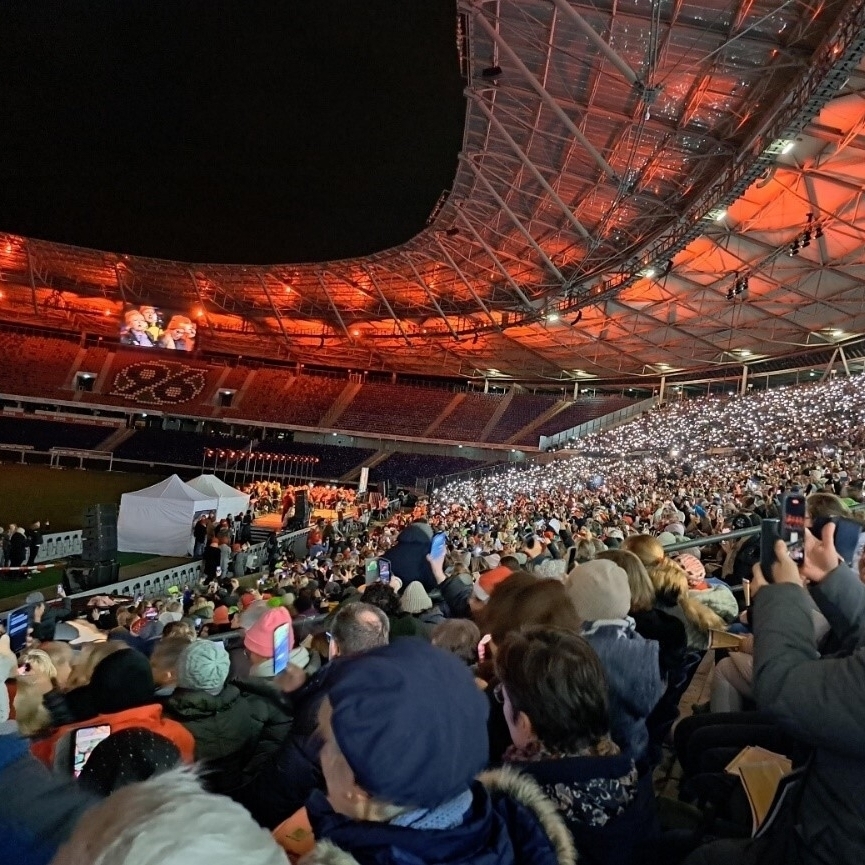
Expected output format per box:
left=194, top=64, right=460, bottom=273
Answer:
left=120, top=305, right=196, bottom=351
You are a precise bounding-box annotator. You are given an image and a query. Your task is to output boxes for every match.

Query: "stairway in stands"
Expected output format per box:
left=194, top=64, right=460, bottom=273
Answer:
left=96, top=426, right=136, bottom=452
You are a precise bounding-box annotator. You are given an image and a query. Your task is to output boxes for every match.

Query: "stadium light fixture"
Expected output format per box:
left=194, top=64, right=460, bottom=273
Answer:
left=781, top=140, right=795, bottom=155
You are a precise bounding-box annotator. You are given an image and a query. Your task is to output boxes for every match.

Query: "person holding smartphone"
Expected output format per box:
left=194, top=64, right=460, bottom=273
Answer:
left=686, top=523, right=865, bottom=865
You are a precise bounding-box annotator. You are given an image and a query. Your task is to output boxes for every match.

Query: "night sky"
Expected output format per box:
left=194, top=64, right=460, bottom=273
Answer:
left=0, top=1, right=465, bottom=264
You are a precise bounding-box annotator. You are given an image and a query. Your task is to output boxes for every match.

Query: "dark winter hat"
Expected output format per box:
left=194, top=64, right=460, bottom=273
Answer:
left=88, top=649, right=156, bottom=715
left=78, top=728, right=181, bottom=796
left=327, top=638, right=489, bottom=808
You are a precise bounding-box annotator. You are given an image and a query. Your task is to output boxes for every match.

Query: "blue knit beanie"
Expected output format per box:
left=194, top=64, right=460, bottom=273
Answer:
left=327, top=638, right=489, bottom=808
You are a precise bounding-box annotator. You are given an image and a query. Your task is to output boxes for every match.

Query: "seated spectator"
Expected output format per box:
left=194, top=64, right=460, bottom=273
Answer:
left=241, top=606, right=296, bottom=681
left=496, top=627, right=659, bottom=865
left=237, top=602, right=390, bottom=829
left=428, top=549, right=519, bottom=619
left=164, top=640, right=290, bottom=795
left=49, top=768, right=287, bottom=865
left=305, top=639, right=575, bottom=864
left=678, top=554, right=738, bottom=623
left=685, top=524, right=865, bottom=864
left=626, top=536, right=726, bottom=651
left=150, top=636, right=194, bottom=698
left=565, top=560, right=663, bottom=763
left=399, top=582, right=445, bottom=633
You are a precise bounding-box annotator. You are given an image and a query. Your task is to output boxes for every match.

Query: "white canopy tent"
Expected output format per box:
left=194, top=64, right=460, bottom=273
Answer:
left=117, top=474, right=218, bottom=557
left=186, top=474, right=250, bottom=520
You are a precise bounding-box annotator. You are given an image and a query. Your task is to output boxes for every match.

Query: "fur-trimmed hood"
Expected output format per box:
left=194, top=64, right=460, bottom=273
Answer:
left=299, top=766, right=577, bottom=865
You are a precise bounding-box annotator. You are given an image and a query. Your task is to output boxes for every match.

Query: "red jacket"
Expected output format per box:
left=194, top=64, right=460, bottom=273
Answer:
left=31, top=702, right=196, bottom=768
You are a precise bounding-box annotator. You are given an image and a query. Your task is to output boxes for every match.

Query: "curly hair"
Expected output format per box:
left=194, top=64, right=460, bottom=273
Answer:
left=361, top=582, right=402, bottom=617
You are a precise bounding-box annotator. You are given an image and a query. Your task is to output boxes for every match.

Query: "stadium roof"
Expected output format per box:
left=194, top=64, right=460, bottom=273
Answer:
left=2, top=0, right=865, bottom=383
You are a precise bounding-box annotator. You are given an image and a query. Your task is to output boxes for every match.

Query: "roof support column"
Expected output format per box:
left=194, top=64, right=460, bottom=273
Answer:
left=470, top=93, right=592, bottom=241
left=472, top=11, right=617, bottom=181
left=462, top=155, right=565, bottom=283
left=187, top=270, right=215, bottom=338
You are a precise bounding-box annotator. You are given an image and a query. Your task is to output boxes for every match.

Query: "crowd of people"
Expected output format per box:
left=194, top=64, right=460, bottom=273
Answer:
left=0, top=376, right=864, bottom=864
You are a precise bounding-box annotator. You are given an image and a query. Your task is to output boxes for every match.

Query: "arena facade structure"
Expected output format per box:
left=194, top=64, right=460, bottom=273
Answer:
left=1, top=3, right=865, bottom=408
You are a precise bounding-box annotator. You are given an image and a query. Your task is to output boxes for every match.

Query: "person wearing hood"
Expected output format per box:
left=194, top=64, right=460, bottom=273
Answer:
left=163, top=640, right=291, bottom=794
left=497, top=627, right=660, bottom=865
left=385, top=519, right=436, bottom=590
left=300, top=639, right=576, bottom=865
left=565, top=560, right=664, bottom=765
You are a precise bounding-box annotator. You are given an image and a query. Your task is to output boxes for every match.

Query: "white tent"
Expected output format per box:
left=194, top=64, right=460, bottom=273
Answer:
left=186, top=474, right=250, bottom=520
left=117, top=474, right=218, bottom=557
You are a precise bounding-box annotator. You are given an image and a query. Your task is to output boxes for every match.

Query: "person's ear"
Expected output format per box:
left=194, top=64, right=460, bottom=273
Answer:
left=515, top=709, right=537, bottom=744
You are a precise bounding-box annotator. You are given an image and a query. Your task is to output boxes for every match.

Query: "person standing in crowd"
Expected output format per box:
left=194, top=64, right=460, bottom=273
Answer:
left=192, top=516, right=207, bottom=559
left=202, top=536, right=221, bottom=581
left=237, top=602, right=390, bottom=828
left=9, top=526, right=28, bottom=570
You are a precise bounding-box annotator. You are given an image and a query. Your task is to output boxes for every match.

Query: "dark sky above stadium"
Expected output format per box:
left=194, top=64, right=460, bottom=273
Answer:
left=0, top=1, right=465, bottom=264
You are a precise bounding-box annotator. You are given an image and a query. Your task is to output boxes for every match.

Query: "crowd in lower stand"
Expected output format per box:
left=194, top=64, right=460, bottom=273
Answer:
left=2, top=376, right=865, bottom=865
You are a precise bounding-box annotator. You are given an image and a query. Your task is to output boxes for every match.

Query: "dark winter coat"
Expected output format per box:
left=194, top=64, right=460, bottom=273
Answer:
left=164, top=682, right=291, bottom=793
left=236, top=659, right=341, bottom=828
left=299, top=766, right=576, bottom=865
left=386, top=522, right=436, bottom=590
left=512, top=754, right=660, bottom=865
left=752, top=562, right=865, bottom=865
left=9, top=531, right=28, bottom=567
left=631, top=607, right=689, bottom=680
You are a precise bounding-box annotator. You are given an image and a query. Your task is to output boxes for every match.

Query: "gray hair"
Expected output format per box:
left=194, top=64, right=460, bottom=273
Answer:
left=50, top=767, right=285, bottom=865
left=331, top=602, right=389, bottom=656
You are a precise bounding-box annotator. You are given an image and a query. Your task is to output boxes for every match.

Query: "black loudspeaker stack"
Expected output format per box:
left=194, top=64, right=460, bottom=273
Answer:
left=81, top=504, right=118, bottom=563
left=287, top=490, right=309, bottom=530
left=63, top=560, right=121, bottom=595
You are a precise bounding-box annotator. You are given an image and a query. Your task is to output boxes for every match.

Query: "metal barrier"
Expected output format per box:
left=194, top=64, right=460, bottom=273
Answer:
left=539, top=397, right=657, bottom=450
left=36, top=531, right=83, bottom=563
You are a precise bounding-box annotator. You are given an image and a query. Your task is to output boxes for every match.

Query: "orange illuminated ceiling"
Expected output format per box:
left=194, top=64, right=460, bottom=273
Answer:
left=2, top=0, right=865, bottom=381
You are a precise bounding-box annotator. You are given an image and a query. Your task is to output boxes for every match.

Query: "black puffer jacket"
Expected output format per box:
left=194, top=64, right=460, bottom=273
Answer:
left=164, top=683, right=291, bottom=793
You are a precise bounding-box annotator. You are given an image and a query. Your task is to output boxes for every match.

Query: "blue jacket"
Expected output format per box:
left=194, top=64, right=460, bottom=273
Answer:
left=300, top=766, right=575, bottom=865
left=580, top=619, right=664, bottom=763
left=0, top=733, right=97, bottom=865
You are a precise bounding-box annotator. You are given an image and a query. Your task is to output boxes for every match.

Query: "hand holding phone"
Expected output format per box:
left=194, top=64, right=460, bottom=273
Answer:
left=72, top=725, right=112, bottom=777
left=272, top=622, right=291, bottom=675
left=760, top=519, right=781, bottom=583
left=430, top=532, right=447, bottom=562
left=378, top=558, right=392, bottom=584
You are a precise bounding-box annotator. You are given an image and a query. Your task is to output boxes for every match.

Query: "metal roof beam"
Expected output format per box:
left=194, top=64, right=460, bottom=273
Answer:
left=472, top=10, right=618, bottom=181
left=470, top=92, right=593, bottom=241
left=454, top=209, right=536, bottom=310
left=548, top=0, right=645, bottom=90
left=363, top=266, right=413, bottom=346
left=402, top=255, right=462, bottom=341
left=255, top=273, right=294, bottom=359
left=462, top=155, right=565, bottom=283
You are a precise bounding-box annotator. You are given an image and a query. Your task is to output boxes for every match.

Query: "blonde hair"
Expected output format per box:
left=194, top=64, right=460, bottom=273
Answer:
left=597, top=549, right=655, bottom=613
left=621, top=534, right=665, bottom=571
left=65, top=641, right=127, bottom=691
left=649, top=559, right=726, bottom=633
left=14, top=677, right=53, bottom=736
left=19, top=649, right=58, bottom=682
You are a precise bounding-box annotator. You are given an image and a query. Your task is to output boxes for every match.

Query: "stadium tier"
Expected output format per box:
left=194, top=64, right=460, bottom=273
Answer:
left=335, top=382, right=457, bottom=437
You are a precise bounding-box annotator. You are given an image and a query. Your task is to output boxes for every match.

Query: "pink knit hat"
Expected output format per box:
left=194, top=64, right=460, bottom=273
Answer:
left=243, top=607, right=293, bottom=658
left=678, top=553, right=706, bottom=586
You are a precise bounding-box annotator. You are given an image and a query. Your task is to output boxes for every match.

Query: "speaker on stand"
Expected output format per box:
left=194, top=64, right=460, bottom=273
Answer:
left=287, top=490, right=309, bottom=530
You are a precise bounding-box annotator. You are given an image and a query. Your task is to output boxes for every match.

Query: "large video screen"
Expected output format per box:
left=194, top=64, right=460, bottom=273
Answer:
left=120, top=305, right=197, bottom=351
